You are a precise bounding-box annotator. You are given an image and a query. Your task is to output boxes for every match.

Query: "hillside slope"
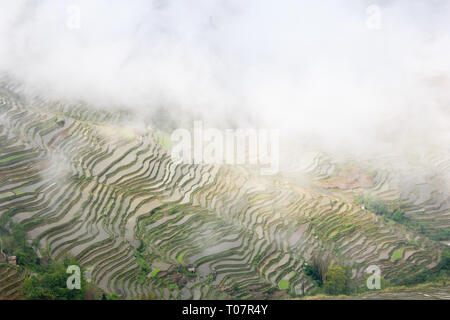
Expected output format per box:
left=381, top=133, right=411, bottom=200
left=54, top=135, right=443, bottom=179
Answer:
left=0, top=85, right=446, bottom=299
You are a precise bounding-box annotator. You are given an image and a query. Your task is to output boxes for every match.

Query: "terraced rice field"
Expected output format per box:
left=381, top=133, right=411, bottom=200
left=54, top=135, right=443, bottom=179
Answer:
left=357, top=285, right=450, bottom=300
left=301, top=153, right=450, bottom=241
left=0, top=265, right=25, bottom=300
left=0, top=84, right=447, bottom=299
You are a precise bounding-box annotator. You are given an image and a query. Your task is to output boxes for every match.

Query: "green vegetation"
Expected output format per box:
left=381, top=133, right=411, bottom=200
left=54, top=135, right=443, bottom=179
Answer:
left=250, top=194, right=270, bottom=202
left=105, top=293, right=121, bottom=300
left=278, top=272, right=296, bottom=290
left=391, top=209, right=405, bottom=223
left=0, top=154, right=24, bottom=163
left=392, top=248, right=404, bottom=262
left=175, top=265, right=198, bottom=279
left=304, top=263, right=323, bottom=286
left=1, top=88, right=448, bottom=300
left=355, top=193, right=390, bottom=215
left=278, top=279, right=289, bottom=290
left=1, top=222, right=42, bottom=272
left=360, top=273, right=388, bottom=292
left=56, top=119, right=65, bottom=126
left=354, top=193, right=450, bottom=241
left=302, top=274, right=450, bottom=300
left=177, top=250, right=187, bottom=263
left=252, top=254, right=262, bottom=266
left=395, top=248, right=450, bottom=286
left=429, top=228, right=450, bottom=241
left=1, top=218, right=90, bottom=299
left=23, top=258, right=88, bottom=300
left=439, top=249, right=450, bottom=271
left=323, top=266, right=348, bottom=295
left=149, top=268, right=160, bottom=277
left=134, top=241, right=152, bottom=282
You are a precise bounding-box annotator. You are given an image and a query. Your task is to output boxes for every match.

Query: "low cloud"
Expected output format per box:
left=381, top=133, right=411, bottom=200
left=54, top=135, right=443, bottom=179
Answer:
left=0, top=0, right=449, bottom=163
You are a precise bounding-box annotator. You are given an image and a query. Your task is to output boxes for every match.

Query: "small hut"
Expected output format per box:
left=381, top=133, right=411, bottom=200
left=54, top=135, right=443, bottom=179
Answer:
left=7, top=256, right=17, bottom=266
left=0, top=240, right=17, bottom=265
left=187, top=264, right=196, bottom=273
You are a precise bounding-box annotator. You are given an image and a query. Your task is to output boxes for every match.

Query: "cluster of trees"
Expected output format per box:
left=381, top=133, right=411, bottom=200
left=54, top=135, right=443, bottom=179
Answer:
left=315, top=249, right=450, bottom=294
left=304, top=264, right=322, bottom=286
left=395, top=248, right=450, bottom=286
left=355, top=193, right=450, bottom=241
left=303, top=260, right=349, bottom=295
left=354, top=194, right=406, bottom=223
left=430, top=229, right=450, bottom=242
left=23, top=258, right=88, bottom=300
left=305, top=254, right=450, bottom=296
left=1, top=221, right=43, bottom=272
left=440, top=249, right=450, bottom=271
left=134, top=241, right=152, bottom=283
left=1, top=219, right=92, bottom=300
left=323, top=266, right=348, bottom=295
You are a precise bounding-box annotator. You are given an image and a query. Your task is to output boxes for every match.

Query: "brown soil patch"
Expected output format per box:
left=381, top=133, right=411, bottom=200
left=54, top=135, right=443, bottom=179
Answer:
left=320, top=166, right=374, bottom=190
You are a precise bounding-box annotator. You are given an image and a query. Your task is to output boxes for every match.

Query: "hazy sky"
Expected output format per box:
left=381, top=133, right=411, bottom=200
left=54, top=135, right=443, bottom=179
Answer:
left=0, top=0, right=449, bottom=156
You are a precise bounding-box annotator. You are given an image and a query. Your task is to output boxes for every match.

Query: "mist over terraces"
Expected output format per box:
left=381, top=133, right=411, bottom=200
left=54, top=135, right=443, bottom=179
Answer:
left=0, top=85, right=448, bottom=299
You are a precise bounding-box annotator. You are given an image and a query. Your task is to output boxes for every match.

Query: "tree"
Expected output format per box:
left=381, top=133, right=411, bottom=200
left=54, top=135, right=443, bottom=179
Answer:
left=303, top=255, right=331, bottom=287
left=439, top=249, right=450, bottom=271
left=304, top=263, right=323, bottom=286
left=323, top=266, right=348, bottom=295
left=392, top=209, right=405, bottom=223
left=23, top=259, right=87, bottom=300
left=106, top=293, right=121, bottom=300
left=438, top=270, right=448, bottom=286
